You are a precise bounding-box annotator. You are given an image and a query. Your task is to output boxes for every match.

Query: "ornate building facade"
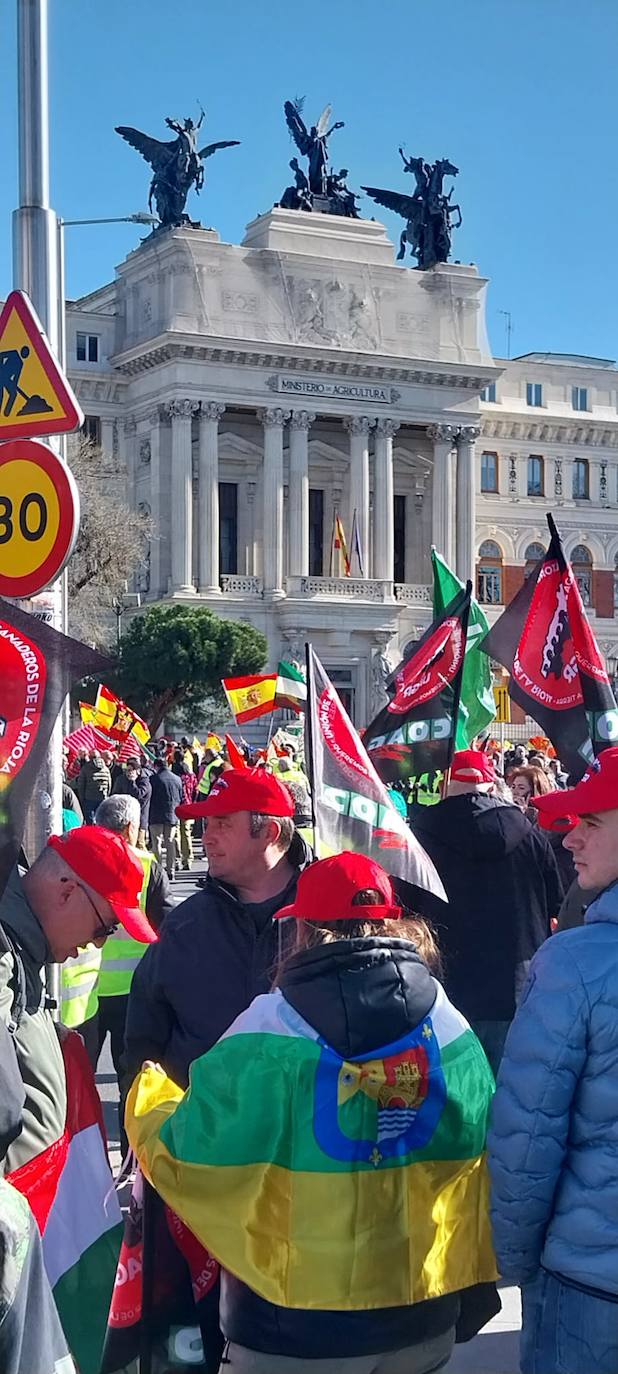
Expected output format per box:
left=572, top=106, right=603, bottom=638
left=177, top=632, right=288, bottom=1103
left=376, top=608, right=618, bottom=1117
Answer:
left=65, top=211, right=618, bottom=720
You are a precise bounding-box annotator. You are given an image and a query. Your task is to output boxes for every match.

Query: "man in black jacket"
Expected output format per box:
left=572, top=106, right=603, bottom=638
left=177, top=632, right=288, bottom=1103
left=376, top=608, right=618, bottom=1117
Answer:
left=125, top=768, right=308, bottom=1086
left=410, top=749, right=563, bottom=1074
left=148, top=759, right=183, bottom=879
left=112, top=757, right=152, bottom=847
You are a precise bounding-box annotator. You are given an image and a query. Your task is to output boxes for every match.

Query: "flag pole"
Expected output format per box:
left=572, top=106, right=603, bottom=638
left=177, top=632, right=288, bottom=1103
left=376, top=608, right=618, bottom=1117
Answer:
left=138, top=1178, right=156, bottom=1374
left=440, top=581, right=473, bottom=800
left=304, top=642, right=320, bottom=855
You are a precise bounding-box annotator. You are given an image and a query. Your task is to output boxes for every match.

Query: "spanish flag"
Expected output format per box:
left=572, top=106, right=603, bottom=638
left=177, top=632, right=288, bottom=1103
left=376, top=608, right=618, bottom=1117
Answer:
left=330, top=512, right=350, bottom=577
left=222, top=674, right=277, bottom=724
left=93, top=686, right=150, bottom=746
left=126, top=982, right=497, bottom=1311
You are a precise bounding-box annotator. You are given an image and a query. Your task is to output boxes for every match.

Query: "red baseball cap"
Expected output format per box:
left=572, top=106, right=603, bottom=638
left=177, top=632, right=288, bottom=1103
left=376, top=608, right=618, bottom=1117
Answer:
left=532, top=748, right=618, bottom=833
left=176, top=767, right=295, bottom=821
left=48, top=827, right=157, bottom=943
left=276, top=851, right=402, bottom=922
left=450, top=750, right=495, bottom=785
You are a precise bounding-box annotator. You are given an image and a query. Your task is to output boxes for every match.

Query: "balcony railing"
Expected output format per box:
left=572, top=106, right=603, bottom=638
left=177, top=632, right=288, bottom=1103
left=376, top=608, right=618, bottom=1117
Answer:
left=219, top=575, right=263, bottom=597
left=287, top=576, right=394, bottom=603
left=394, top=583, right=432, bottom=605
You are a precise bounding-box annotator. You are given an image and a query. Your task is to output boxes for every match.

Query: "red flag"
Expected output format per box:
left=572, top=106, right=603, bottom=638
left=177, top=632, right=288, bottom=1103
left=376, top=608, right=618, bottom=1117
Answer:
left=225, top=734, right=247, bottom=769
left=482, top=515, right=618, bottom=779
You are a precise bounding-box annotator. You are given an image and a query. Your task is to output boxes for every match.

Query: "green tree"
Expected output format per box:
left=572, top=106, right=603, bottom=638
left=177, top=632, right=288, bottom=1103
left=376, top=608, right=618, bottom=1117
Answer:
left=112, top=604, right=267, bottom=732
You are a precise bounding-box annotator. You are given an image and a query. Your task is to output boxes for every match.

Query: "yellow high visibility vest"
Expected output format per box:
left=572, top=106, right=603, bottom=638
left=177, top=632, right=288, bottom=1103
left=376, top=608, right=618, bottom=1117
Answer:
left=98, top=849, right=155, bottom=998
left=61, top=943, right=102, bottom=1028
left=197, top=758, right=222, bottom=797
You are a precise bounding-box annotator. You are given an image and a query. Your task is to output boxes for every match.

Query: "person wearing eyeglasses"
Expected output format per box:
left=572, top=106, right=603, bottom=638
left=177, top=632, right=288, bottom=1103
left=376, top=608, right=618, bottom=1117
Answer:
left=0, top=826, right=157, bottom=1175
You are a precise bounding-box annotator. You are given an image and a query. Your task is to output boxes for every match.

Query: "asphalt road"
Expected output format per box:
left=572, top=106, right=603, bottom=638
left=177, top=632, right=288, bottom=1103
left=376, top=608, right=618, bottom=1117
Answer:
left=95, top=853, right=522, bottom=1372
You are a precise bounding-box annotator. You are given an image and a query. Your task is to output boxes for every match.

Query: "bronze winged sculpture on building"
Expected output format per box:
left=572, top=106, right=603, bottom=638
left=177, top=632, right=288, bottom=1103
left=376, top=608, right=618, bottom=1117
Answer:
left=115, top=110, right=239, bottom=227
left=279, top=99, right=360, bottom=217
left=363, top=151, right=462, bottom=267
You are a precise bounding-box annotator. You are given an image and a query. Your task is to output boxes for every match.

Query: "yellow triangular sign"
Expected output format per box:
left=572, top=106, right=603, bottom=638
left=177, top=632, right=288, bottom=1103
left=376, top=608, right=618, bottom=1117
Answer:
left=0, top=290, right=83, bottom=439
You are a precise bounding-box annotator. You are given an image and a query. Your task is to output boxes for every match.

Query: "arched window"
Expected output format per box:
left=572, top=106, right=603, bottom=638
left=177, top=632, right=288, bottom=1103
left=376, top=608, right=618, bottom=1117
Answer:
left=573, top=459, right=589, bottom=500
left=524, top=541, right=545, bottom=578
left=571, top=544, right=592, bottom=606
left=477, top=540, right=503, bottom=605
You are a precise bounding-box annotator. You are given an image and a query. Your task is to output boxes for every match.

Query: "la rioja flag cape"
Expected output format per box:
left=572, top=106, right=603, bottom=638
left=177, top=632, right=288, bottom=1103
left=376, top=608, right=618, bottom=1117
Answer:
left=482, top=515, right=618, bottom=779
left=305, top=646, right=445, bottom=908
left=363, top=584, right=471, bottom=787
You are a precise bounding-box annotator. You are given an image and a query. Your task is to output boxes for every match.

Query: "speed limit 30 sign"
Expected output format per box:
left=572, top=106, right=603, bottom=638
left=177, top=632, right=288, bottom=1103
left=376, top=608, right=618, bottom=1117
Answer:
left=0, top=438, right=79, bottom=597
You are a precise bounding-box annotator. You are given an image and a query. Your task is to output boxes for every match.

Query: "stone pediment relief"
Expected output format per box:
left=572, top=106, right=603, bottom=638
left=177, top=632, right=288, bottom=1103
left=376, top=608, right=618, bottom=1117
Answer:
left=284, top=275, right=380, bottom=352
left=218, top=433, right=263, bottom=460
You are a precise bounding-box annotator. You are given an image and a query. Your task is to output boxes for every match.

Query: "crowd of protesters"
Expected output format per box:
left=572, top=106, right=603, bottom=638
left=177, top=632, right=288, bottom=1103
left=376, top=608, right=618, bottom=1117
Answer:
left=3, top=719, right=618, bottom=1373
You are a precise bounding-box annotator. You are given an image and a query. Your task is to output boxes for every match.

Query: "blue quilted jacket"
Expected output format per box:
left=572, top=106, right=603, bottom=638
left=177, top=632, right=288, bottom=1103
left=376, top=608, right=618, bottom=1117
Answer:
left=488, top=879, right=618, bottom=1295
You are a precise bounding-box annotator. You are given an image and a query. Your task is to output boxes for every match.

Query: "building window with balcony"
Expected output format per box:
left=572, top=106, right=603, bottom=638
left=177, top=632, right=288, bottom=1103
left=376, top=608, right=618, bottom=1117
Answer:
left=82, top=415, right=101, bottom=446
left=480, top=451, right=498, bottom=493
left=309, top=488, right=324, bottom=576
left=219, top=482, right=238, bottom=574
left=527, top=455, right=544, bottom=496
left=573, top=458, right=589, bottom=499
left=572, top=386, right=588, bottom=411
left=76, top=332, right=99, bottom=363
left=526, top=382, right=543, bottom=407
left=480, top=382, right=496, bottom=402
left=524, top=541, right=545, bottom=578
left=571, top=544, right=592, bottom=606
left=477, top=540, right=503, bottom=605
left=394, top=494, right=406, bottom=582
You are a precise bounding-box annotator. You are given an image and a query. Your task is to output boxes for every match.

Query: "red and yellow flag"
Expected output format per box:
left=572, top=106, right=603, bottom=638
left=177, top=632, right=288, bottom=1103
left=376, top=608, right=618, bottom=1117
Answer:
left=331, top=513, right=350, bottom=577
left=93, top=685, right=150, bottom=746
left=222, top=674, right=277, bottom=724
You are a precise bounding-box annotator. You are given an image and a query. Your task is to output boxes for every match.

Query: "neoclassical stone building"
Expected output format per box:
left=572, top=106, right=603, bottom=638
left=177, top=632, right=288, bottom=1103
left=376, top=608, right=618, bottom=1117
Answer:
left=65, top=210, right=618, bottom=720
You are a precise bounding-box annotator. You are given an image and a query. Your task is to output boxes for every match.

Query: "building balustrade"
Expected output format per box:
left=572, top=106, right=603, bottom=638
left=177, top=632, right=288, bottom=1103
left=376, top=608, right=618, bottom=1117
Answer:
left=394, top=583, right=433, bottom=605
left=219, top=574, right=263, bottom=597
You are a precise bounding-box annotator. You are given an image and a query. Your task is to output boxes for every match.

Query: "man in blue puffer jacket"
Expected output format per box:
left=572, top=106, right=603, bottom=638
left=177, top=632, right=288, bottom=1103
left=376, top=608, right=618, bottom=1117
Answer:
left=489, top=745, right=618, bottom=1374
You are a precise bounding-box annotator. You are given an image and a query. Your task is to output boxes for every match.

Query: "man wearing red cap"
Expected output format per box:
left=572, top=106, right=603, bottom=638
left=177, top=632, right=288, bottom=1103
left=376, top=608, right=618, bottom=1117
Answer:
left=125, top=767, right=309, bottom=1089
left=409, top=748, right=563, bottom=1074
left=490, top=747, right=618, bottom=1374
left=0, top=826, right=156, bottom=1172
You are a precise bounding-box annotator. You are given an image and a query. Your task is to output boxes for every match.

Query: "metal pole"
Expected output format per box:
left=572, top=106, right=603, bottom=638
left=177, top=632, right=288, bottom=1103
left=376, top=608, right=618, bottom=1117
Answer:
left=13, top=0, right=62, bottom=1016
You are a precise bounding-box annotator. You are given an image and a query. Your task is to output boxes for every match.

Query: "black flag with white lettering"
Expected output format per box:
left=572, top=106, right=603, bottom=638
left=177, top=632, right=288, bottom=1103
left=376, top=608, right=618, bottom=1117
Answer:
left=0, top=598, right=111, bottom=894
left=481, top=515, right=618, bottom=780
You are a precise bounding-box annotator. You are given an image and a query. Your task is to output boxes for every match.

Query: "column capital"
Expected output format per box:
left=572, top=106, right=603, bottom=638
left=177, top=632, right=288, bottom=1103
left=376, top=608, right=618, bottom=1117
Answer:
left=427, top=423, right=457, bottom=444
left=456, top=425, right=482, bottom=445
left=375, top=418, right=400, bottom=440
left=343, top=416, right=376, bottom=436
left=166, top=399, right=200, bottom=421
left=201, top=401, right=225, bottom=423
left=258, top=406, right=291, bottom=428
left=289, top=409, right=316, bottom=431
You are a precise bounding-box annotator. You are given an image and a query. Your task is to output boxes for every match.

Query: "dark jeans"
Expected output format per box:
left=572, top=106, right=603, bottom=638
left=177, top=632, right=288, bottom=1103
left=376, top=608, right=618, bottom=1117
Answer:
left=521, top=1269, right=618, bottom=1373
left=78, top=1012, right=100, bottom=1072
left=97, top=993, right=130, bottom=1159
left=470, top=1018, right=510, bottom=1078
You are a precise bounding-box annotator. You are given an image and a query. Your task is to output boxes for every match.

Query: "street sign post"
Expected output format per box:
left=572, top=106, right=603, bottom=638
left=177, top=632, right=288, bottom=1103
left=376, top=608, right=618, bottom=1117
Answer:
left=0, top=289, right=83, bottom=440
left=0, top=438, right=79, bottom=598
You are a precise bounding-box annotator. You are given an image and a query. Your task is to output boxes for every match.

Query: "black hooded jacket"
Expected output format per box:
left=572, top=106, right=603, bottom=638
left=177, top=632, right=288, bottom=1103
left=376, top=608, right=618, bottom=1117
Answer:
left=410, top=794, right=564, bottom=1021
left=220, top=937, right=474, bottom=1358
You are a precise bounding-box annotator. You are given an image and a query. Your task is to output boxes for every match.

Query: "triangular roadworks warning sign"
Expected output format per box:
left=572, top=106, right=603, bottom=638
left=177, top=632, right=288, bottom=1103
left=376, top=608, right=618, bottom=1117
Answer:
left=0, top=290, right=83, bottom=440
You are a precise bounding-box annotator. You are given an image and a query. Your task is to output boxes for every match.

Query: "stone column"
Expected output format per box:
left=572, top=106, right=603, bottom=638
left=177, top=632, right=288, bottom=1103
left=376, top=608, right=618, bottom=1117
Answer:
left=428, top=424, right=457, bottom=568
left=198, top=402, right=224, bottom=593
left=288, top=410, right=315, bottom=577
left=148, top=409, right=162, bottom=596
left=259, top=408, right=290, bottom=597
left=344, top=416, right=374, bottom=575
left=123, top=417, right=137, bottom=509
left=101, top=417, right=114, bottom=456
left=167, top=399, right=199, bottom=593
left=373, top=419, right=400, bottom=581
left=455, top=425, right=481, bottom=584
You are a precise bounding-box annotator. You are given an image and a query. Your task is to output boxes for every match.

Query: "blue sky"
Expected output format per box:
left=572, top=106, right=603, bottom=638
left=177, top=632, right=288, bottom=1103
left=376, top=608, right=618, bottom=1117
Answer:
left=1, top=0, right=616, bottom=360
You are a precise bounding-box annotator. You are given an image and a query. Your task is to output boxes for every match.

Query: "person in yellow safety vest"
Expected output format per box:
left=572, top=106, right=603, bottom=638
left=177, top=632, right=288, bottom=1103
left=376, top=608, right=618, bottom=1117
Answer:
left=61, top=942, right=102, bottom=1069
left=93, top=794, right=175, bottom=1155
left=196, top=748, right=224, bottom=797
left=271, top=755, right=307, bottom=790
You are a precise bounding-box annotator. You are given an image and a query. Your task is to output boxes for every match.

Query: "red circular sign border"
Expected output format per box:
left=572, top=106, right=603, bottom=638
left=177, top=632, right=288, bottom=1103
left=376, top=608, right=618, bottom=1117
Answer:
left=0, top=438, right=79, bottom=597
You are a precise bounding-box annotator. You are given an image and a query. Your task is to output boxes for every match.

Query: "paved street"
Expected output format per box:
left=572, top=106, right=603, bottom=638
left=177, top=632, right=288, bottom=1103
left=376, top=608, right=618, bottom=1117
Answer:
left=96, top=852, right=521, bottom=1373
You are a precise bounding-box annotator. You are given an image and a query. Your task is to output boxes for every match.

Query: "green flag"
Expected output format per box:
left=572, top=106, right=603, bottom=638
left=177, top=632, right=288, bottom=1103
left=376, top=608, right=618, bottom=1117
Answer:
left=431, top=547, right=496, bottom=747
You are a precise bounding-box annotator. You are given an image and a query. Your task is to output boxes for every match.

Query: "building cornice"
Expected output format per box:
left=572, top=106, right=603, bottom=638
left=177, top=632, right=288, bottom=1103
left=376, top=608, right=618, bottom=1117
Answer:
left=109, top=333, right=495, bottom=393
left=482, top=414, right=618, bottom=447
